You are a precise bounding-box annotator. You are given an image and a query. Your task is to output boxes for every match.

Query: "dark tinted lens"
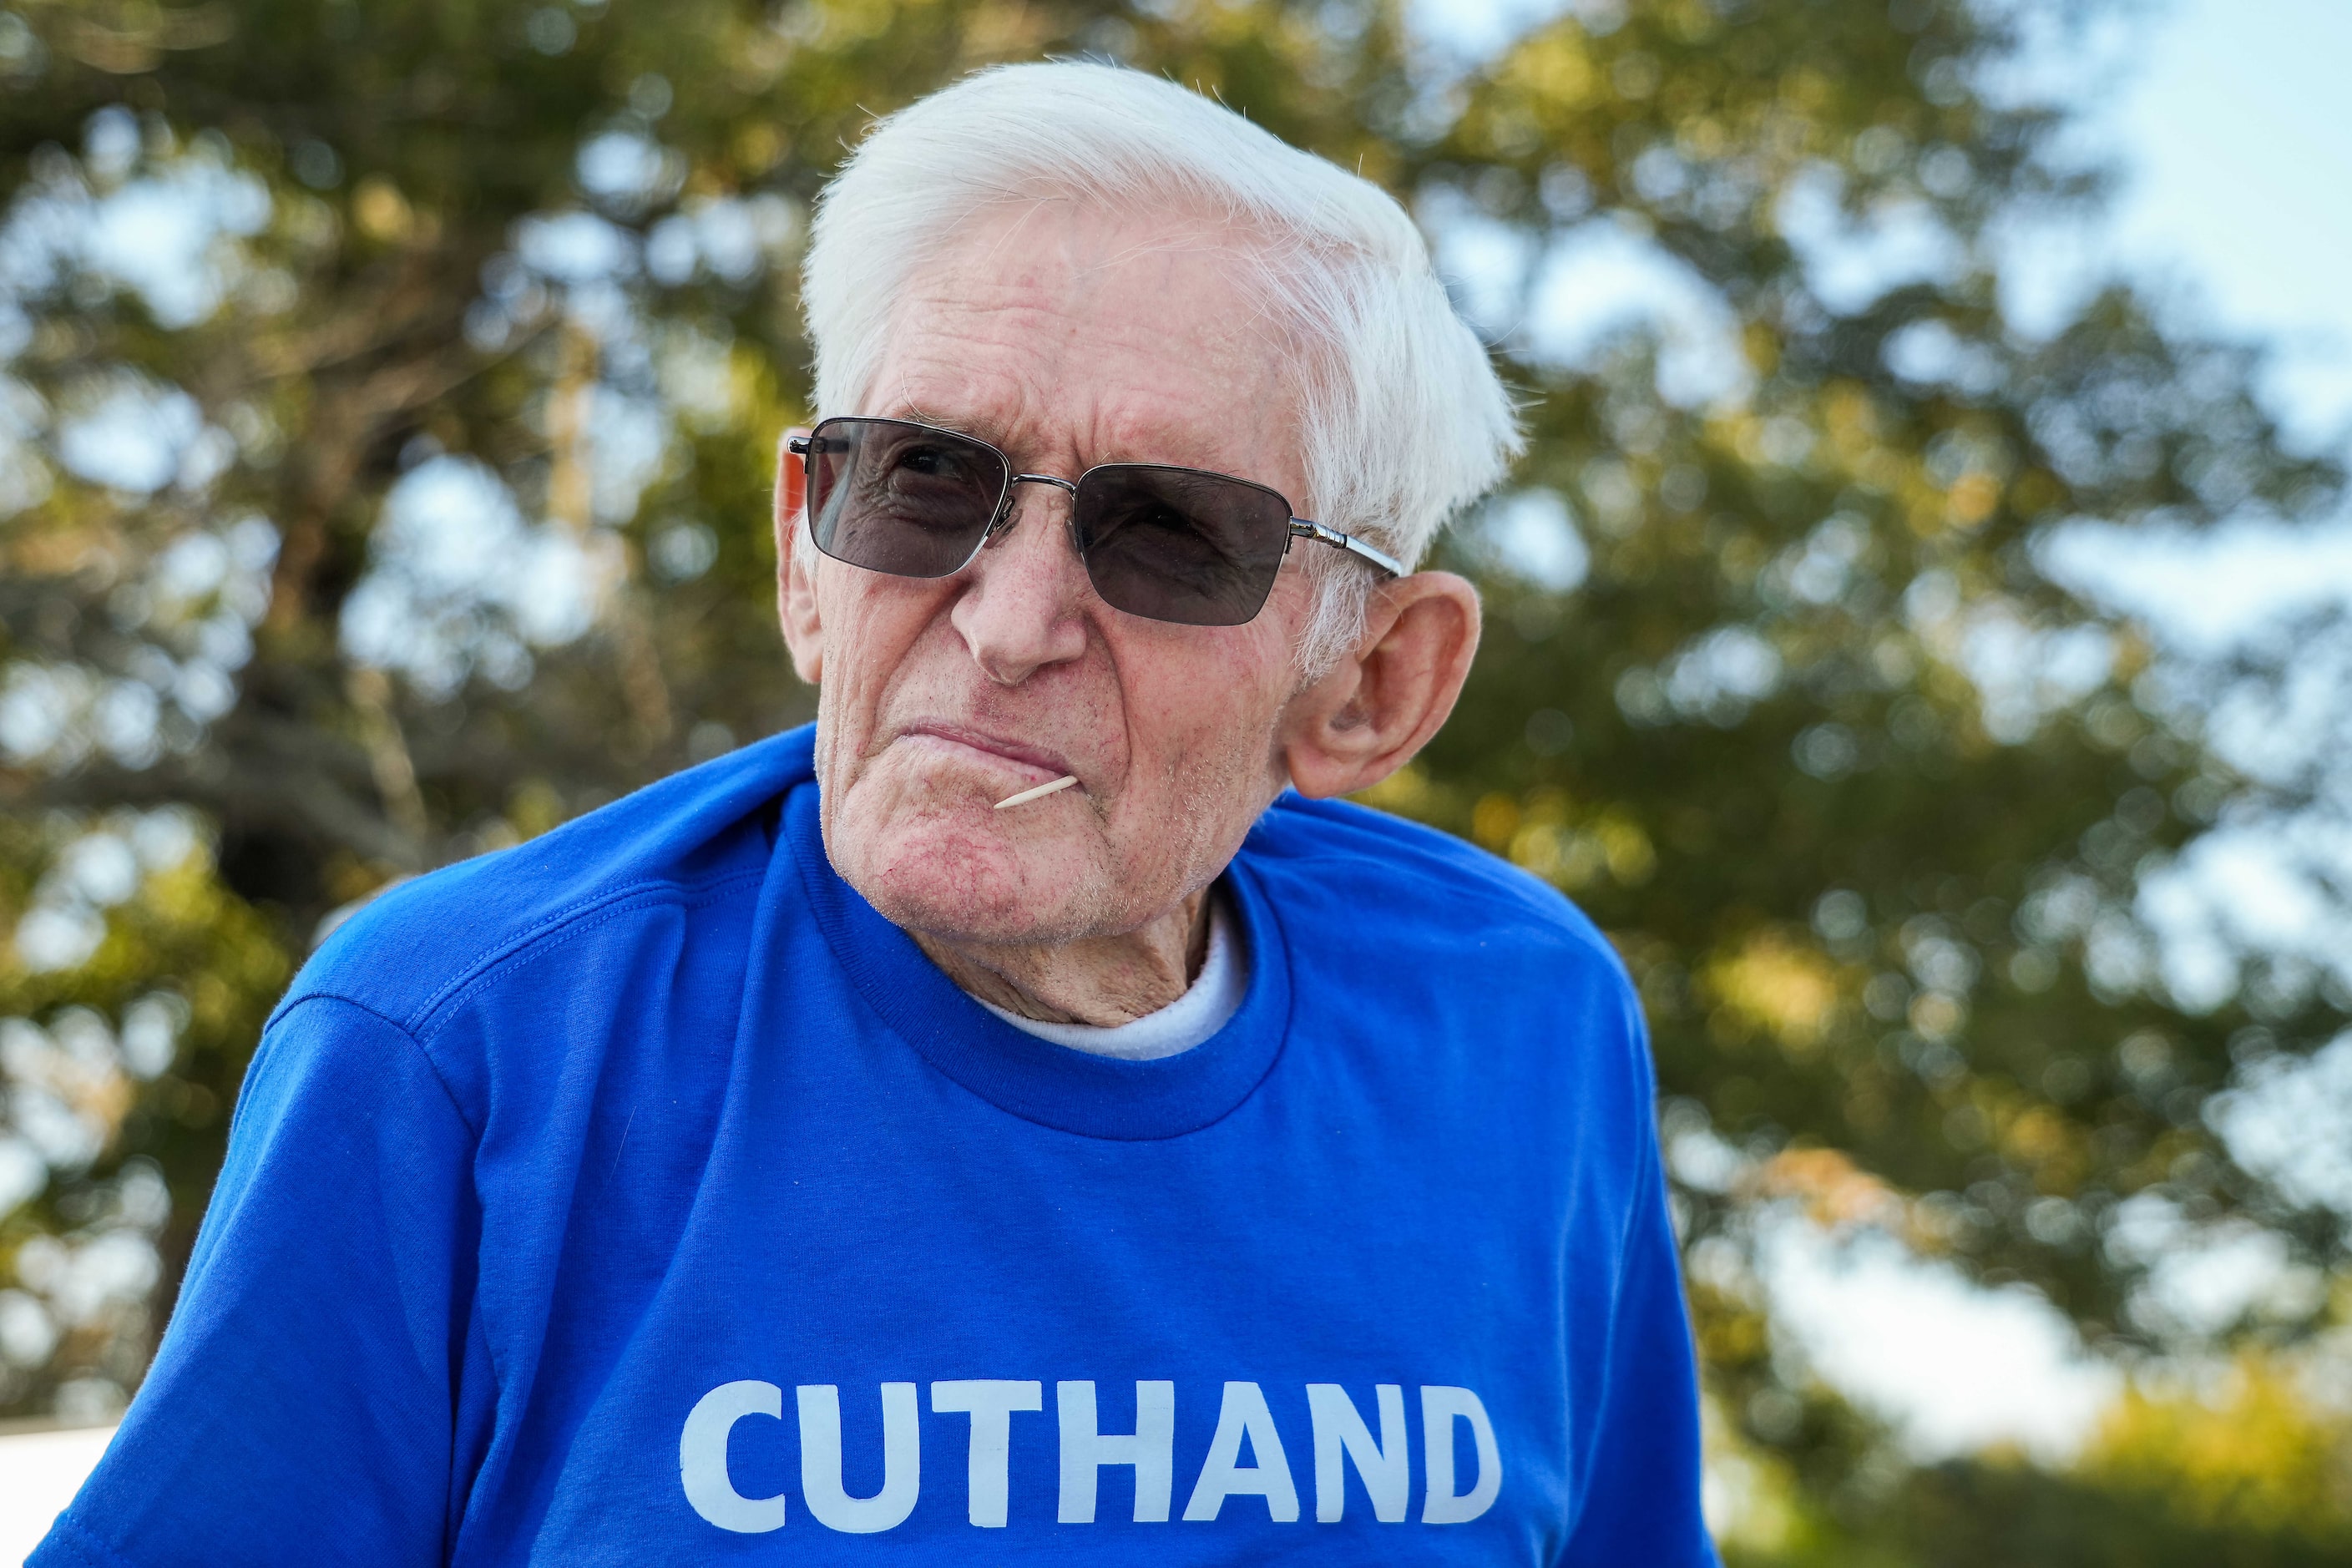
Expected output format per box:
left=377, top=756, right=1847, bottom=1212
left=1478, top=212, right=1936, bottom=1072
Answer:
left=1070, top=466, right=1292, bottom=626
left=806, top=417, right=1006, bottom=578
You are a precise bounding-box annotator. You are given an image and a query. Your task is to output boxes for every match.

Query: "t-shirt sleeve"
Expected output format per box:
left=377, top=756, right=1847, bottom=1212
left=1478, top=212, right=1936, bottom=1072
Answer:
left=33, top=994, right=478, bottom=1568
left=1556, top=1019, right=1721, bottom=1567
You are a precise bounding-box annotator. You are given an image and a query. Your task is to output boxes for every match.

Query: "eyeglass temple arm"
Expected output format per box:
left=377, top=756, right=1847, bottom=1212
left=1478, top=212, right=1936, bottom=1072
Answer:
left=1290, top=518, right=1404, bottom=578
left=782, top=429, right=813, bottom=521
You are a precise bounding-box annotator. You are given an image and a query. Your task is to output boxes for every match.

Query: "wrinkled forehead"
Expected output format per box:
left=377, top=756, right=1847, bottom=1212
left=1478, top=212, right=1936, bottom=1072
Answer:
left=858, top=198, right=1311, bottom=493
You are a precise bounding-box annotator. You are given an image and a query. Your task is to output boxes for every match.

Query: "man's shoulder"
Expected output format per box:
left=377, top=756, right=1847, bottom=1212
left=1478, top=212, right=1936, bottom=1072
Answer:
left=1246, top=789, right=1625, bottom=978
left=280, top=726, right=816, bottom=1037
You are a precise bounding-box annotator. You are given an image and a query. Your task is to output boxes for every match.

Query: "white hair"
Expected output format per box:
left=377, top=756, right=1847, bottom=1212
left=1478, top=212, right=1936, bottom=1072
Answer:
left=801, top=61, right=1521, bottom=670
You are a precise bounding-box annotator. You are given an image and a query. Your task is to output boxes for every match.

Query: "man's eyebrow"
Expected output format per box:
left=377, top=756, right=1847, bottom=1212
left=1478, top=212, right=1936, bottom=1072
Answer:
left=875, top=397, right=1000, bottom=445
left=874, top=395, right=964, bottom=432
left=893, top=398, right=953, bottom=428
left=867, top=398, right=1232, bottom=477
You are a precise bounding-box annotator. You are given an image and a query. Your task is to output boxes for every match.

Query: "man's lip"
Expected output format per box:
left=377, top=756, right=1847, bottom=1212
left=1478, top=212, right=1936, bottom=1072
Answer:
left=894, top=723, right=1075, bottom=785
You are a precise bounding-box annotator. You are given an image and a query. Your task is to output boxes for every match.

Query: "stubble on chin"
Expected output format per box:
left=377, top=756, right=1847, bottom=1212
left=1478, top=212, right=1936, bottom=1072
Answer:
left=823, top=757, right=1118, bottom=947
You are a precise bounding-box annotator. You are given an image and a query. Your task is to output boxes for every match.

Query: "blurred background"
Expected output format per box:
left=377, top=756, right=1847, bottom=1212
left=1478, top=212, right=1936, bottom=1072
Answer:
left=1, top=0, right=2349, bottom=1560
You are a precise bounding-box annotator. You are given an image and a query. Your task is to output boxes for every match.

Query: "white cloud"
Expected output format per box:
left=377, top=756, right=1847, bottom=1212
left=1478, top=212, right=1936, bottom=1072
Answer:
left=341, top=456, right=604, bottom=695
left=1760, top=1216, right=2120, bottom=1460
left=1526, top=220, right=1752, bottom=407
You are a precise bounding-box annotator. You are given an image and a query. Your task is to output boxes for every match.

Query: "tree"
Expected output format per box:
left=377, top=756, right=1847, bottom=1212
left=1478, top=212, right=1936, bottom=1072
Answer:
left=2, top=0, right=2345, bottom=1555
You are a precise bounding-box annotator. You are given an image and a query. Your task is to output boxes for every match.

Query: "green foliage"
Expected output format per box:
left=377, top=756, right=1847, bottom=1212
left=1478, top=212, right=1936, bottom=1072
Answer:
left=1702, top=1348, right=2352, bottom=1565
left=1759, top=1449, right=2352, bottom=1568
left=0, top=807, right=286, bottom=1414
left=2081, top=1353, right=2352, bottom=1541
left=2, top=0, right=2348, bottom=1555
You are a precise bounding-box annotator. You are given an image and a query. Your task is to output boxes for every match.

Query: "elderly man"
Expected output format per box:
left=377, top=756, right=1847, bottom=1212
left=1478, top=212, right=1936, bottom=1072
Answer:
left=39, top=63, right=1713, bottom=1567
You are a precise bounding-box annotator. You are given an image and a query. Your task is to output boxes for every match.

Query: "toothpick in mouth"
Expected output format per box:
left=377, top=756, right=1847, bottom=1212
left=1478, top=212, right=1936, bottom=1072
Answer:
left=994, top=774, right=1080, bottom=811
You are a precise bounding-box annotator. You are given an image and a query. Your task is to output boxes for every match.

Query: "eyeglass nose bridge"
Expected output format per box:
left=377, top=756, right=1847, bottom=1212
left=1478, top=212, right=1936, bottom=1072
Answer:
left=982, top=472, right=1084, bottom=549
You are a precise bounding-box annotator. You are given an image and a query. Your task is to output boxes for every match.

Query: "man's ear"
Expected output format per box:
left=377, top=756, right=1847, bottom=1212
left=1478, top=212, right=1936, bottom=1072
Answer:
left=775, top=428, right=823, bottom=685
left=1279, top=570, right=1481, bottom=799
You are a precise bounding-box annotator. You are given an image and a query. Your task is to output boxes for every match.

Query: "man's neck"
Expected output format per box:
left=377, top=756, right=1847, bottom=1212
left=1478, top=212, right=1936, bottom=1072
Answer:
left=912, top=888, right=1212, bottom=1027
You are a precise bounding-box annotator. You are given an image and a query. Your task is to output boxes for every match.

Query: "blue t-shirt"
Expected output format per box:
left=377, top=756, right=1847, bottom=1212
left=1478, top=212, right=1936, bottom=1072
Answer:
left=38, top=726, right=1716, bottom=1567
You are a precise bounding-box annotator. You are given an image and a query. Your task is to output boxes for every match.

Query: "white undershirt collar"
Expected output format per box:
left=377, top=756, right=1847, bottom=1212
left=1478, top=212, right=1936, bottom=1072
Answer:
left=977, top=893, right=1247, bottom=1062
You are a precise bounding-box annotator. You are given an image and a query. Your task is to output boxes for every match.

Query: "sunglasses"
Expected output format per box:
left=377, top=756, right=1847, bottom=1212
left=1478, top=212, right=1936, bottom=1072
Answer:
left=785, top=416, right=1402, bottom=627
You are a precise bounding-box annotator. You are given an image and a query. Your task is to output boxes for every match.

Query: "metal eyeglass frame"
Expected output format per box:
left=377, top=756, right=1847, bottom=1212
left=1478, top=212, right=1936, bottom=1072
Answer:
left=785, top=422, right=1406, bottom=580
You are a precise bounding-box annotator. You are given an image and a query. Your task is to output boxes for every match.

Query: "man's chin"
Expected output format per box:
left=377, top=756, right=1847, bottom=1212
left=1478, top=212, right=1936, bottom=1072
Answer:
left=832, top=817, right=1107, bottom=948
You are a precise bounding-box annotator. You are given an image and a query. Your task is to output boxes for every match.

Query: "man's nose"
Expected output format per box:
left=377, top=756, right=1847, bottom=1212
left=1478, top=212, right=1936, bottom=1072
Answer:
left=948, top=486, right=1091, bottom=685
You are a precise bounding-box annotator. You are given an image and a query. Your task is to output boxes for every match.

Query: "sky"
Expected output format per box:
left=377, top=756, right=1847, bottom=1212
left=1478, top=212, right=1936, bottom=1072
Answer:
left=2025, top=0, right=2352, bottom=645
left=2087, top=0, right=2352, bottom=449
left=1416, top=0, right=2352, bottom=453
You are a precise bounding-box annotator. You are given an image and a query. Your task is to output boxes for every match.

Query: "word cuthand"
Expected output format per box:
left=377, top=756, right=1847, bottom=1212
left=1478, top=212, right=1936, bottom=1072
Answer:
left=681, top=1378, right=1502, bottom=1533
